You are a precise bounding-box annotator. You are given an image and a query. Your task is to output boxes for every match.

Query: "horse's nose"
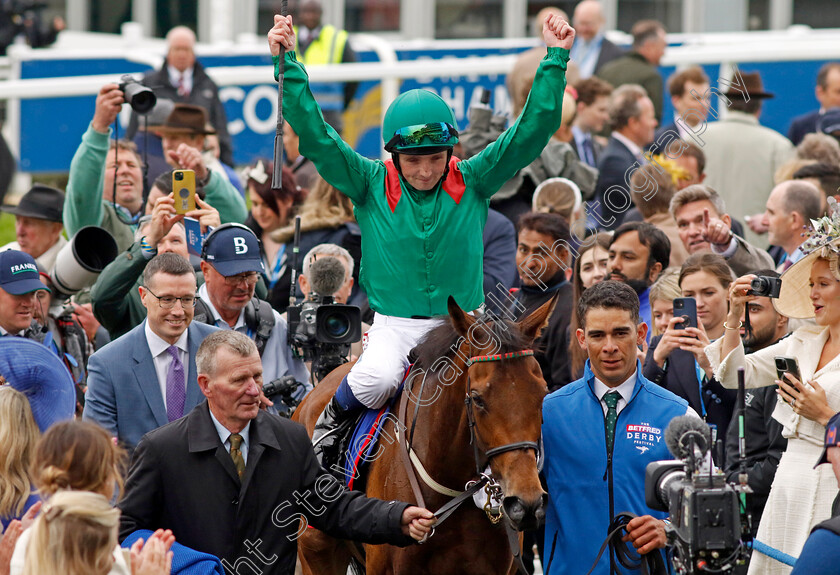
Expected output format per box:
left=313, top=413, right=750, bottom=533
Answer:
left=503, top=496, right=527, bottom=526
left=503, top=493, right=548, bottom=531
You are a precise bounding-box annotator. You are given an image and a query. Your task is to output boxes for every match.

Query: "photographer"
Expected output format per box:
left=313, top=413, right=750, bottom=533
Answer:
left=287, top=243, right=367, bottom=374
left=708, top=233, right=840, bottom=574
left=0, top=1, right=64, bottom=56
left=723, top=269, right=789, bottom=543
left=643, top=253, right=737, bottom=452
left=64, top=84, right=147, bottom=253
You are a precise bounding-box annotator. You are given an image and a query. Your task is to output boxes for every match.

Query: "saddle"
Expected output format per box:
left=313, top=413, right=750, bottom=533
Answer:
left=325, top=379, right=406, bottom=490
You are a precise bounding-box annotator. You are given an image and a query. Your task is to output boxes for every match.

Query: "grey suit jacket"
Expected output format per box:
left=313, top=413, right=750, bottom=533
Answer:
left=83, top=320, right=220, bottom=451
left=725, top=235, right=776, bottom=277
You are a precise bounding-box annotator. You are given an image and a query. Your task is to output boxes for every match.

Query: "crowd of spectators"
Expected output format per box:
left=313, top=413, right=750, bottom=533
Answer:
left=5, top=2, right=840, bottom=574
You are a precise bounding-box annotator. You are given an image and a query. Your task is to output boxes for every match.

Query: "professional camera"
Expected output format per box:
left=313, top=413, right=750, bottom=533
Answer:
left=262, top=374, right=304, bottom=416
left=749, top=275, right=782, bottom=298
left=645, top=416, right=750, bottom=574
left=287, top=256, right=362, bottom=381
left=118, top=75, right=156, bottom=115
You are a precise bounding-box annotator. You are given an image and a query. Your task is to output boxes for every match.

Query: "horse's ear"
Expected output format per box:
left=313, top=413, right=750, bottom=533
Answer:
left=517, top=293, right=559, bottom=343
left=447, top=295, right=475, bottom=336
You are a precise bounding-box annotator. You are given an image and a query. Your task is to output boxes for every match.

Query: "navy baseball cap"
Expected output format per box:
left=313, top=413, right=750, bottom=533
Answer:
left=0, top=250, right=50, bottom=295
left=815, top=412, right=840, bottom=467
left=818, top=107, right=840, bottom=137
left=201, top=223, right=265, bottom=277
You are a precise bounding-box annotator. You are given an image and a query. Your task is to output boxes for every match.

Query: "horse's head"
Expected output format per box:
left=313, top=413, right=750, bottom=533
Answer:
left=447, top=295, right=557, bottom=532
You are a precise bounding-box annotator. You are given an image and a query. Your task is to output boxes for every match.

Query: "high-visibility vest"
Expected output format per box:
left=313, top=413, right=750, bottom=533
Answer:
left=293, top=24, right=348, bottom=111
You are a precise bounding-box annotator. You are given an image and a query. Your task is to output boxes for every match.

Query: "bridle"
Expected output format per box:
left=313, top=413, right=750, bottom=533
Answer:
left=397, top=347, right=543, bottom=525
left=463, top=349, right=541, bottom=476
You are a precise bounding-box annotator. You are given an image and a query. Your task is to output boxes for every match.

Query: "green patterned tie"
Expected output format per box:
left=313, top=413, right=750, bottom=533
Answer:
left=603, top=391, right=621, bottom=453
left=229, top=433, right=246, bottom=479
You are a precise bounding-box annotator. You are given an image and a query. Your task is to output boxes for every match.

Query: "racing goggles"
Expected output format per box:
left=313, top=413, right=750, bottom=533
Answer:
left=385, top=122, right=459, bottom=152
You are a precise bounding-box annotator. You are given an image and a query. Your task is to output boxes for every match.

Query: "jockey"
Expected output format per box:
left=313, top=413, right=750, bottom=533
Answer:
left=268, top=14, right=575, bottom=467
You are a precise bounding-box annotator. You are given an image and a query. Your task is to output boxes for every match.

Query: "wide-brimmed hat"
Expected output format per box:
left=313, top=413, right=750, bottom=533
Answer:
left=0, top=338, right=75, bottom=432
left=150, top=103, right=216, bottom=136
left=723, top=71, right=774, bottom=100
left=0, top=184, right=64, bottom=222
left=775, top=233, right=840, bottom=319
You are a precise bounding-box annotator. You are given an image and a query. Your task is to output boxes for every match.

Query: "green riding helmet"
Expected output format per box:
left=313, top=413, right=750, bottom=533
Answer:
left=383, top=89, right=459, bottom=155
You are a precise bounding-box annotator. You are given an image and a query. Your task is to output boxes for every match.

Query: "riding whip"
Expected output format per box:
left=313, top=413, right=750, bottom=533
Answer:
left=271, top=0, right=289, bottom=189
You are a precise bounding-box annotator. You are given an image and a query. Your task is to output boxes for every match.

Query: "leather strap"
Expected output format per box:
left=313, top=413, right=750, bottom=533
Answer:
left=397, top=387, right=427, bottom=510
left=505, top=518, right=530, bottom=575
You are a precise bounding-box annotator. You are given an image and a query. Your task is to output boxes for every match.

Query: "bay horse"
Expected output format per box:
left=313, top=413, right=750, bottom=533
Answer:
left=293, top=295, right=556, bottom=575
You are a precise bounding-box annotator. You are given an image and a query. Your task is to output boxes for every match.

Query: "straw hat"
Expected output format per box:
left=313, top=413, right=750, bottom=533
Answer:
left=774, top=204, right=840, bottom=319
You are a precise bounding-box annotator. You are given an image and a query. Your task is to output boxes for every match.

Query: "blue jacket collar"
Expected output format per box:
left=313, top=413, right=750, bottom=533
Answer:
left=583, top=359, right=646, bottom=404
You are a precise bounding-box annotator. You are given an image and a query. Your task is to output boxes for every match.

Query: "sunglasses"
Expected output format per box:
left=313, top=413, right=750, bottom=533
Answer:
left=385, top=122, right=458, bottom=151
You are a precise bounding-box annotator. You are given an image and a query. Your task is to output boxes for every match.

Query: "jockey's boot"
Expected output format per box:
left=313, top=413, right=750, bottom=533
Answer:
left=312, top=376, right=364, bottom=472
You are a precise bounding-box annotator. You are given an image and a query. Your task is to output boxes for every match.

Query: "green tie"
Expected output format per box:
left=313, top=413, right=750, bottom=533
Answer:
left=229, top=433, right=246, bottom=479
left=603, top=391, right=621, bottom=453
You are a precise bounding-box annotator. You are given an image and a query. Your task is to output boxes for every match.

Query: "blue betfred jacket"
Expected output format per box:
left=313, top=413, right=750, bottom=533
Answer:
left=542, top=361, right=688, bottom=575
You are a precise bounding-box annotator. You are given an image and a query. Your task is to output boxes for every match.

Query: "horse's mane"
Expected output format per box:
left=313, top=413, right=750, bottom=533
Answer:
left=412, top=314, right=532, bottom=369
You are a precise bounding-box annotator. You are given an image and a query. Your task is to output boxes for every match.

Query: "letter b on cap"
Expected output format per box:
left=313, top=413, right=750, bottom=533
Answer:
left=234, top=237, right=248, bottom=255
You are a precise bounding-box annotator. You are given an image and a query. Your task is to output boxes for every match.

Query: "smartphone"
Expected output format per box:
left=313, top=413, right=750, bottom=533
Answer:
left=673, top=297, right=697, bottom=331
left=172, top=169, right=196, bottom=215
left=774, top=356, right=801, bottom=384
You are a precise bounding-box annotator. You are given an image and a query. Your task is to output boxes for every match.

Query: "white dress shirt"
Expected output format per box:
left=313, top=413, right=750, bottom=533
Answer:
left=209, top=407, right=250, bottom=464
left=611, top=131, right=645, bottom=162
left=593, top=370, right=698, bottom=417
left=144, top=321, right=189, bottom=411
left=167, top=65, right=194, bottom=95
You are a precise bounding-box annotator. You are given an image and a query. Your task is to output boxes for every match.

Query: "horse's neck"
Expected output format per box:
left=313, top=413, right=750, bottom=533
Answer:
left=409, top=368, right=477, bottom=491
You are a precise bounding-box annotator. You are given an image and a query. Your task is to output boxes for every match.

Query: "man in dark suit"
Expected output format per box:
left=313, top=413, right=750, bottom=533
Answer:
left=119, top=330, right=434, bottom=574
left=597, top=20, right=666, bottom=122
left=126, top=26, right=233, bottom=166
left=571, top=76, right=612, bottom=168
left=592, top=85, right=658, bottom=230
left=788, top=62, right=840, bottom=145
left=84, top=252, right=219, bottom=451
left=570, top=0, right=624, bottom=79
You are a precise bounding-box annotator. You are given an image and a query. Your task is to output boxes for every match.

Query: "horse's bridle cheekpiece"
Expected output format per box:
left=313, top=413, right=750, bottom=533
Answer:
left=397, top=344, right=542, bottom=575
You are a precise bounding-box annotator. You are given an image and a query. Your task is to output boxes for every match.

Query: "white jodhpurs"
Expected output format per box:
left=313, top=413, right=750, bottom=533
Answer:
left=346, top=313, right=443, bottom=409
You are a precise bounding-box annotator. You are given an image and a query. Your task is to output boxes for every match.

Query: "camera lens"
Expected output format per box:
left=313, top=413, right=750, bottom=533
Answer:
left=323, top=312, right=350, bottom=338
left=175, top=172, right=183, bottom=181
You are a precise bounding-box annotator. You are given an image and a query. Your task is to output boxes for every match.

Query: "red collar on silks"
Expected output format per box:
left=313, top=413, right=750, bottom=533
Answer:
left=383, top=157, right=466, bottom=213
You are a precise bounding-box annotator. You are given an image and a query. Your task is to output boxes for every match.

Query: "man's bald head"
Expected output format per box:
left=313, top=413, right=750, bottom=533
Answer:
left=573, top=0, right=605, bottom=42
left=534, top=7, right=569, bottom=38
left=166, top=26, right=196, bottom=73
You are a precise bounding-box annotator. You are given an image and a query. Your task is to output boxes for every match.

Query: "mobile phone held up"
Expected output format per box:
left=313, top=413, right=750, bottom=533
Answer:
left=673, top=297, right=697, bottom=331
left=774, top=356, right=801, bottom=384
left=173, top=169, right=196, bottom=215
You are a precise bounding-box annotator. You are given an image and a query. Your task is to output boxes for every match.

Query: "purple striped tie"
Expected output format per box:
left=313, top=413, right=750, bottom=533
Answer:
left=166, top=345, right=186, bottom=422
